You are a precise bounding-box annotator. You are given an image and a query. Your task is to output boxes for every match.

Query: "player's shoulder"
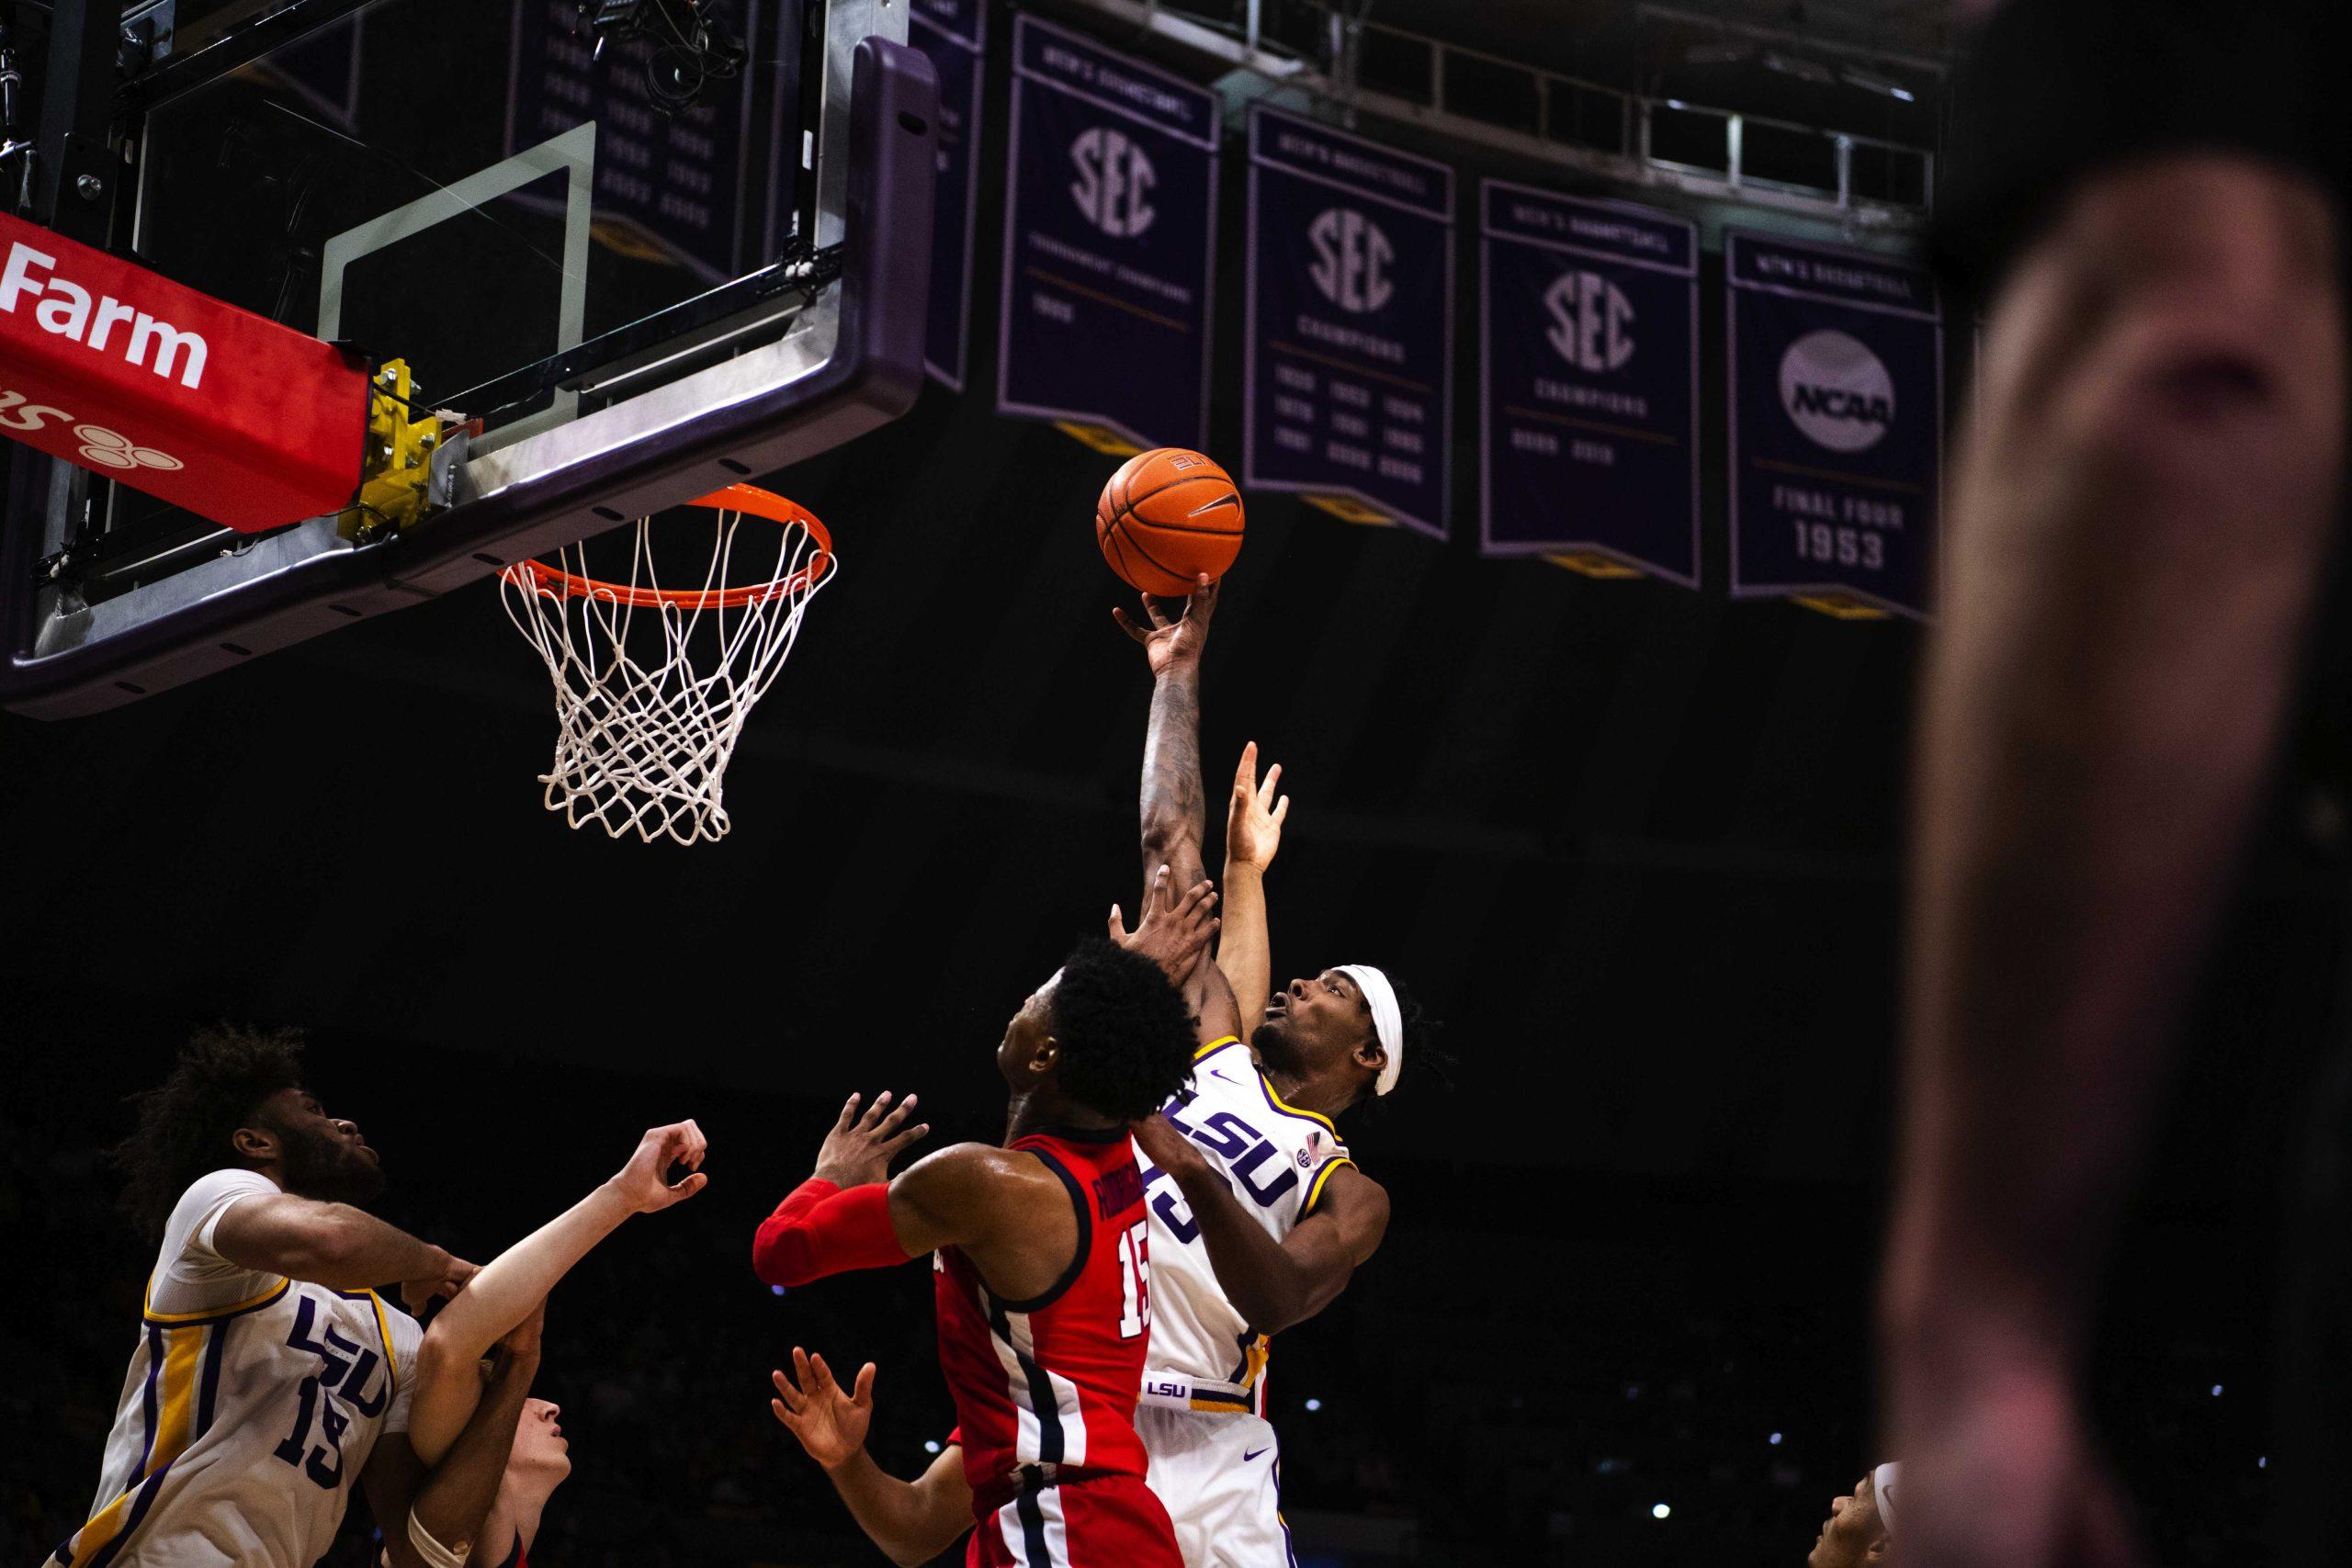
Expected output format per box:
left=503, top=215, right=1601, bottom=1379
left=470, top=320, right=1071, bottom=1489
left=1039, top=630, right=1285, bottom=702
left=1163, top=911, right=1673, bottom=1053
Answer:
left=164, top=1166, right=281, bottom=1229
left=379, top=1296, right=424, bottom=1354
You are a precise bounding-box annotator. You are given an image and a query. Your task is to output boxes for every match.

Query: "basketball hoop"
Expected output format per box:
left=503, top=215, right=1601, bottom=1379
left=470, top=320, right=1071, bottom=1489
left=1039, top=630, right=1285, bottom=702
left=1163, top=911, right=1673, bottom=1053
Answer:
left=498, top=484, right=834, bottom=846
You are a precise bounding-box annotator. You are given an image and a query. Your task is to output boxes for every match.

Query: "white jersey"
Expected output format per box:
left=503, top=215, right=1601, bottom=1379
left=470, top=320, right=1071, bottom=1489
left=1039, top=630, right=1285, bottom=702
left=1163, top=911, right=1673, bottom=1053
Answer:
left=1136, top=1037, right=1354, bottom=1416
left=55, top=1168, right=423, bottom=1568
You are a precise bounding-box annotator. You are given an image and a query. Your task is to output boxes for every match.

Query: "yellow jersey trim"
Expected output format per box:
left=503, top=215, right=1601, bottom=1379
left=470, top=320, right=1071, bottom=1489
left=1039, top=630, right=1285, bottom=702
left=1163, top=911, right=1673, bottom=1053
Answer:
left=141, top=1274, right=289, bottom=1325
left=1302, top=1157, right=1356, bottom=1216
left=67, top=1324, right=207, bottom=1566
left=1261, top=1079, right=1339, bottom=1134
left=1193, top=1035, right=1243, bottom=1063
left=366, top=1289, right=400, bottom=1389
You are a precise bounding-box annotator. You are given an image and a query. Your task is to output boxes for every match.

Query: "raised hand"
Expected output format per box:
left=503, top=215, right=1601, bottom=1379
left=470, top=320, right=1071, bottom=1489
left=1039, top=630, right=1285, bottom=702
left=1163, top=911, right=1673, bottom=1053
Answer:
left=770, top=1348, right=876, bottom=1472
left=1227, top=741, right=1288, bottom=874
left=1111, top=572, right=1218, bottom=679
left=811, top=1091, right=931, bottom=1189
left=607, top=1121, right=710, bottom=1213
left=1109, top=863, right=1219, bottom=982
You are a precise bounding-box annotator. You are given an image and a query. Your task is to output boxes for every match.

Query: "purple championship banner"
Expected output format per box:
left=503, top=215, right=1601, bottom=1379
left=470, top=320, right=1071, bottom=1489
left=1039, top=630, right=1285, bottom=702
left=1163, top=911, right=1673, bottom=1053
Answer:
left=997, top=16, right=1219, bottom=451
left=1726, top=231, right=1942, bottom=620
left=909, top=0, right=986, bottom=389
left=1244, top=107, right=1453, bottom=539
left=1479, top=182, right=1699, bottom=582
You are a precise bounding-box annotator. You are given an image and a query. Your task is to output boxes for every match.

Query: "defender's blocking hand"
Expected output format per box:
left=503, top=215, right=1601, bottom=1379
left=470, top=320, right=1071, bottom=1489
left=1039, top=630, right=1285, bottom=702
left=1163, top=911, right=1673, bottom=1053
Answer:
left=1109, top=863, right=1220, bottom=982
left=811, top=1091, right=931, bottom=1189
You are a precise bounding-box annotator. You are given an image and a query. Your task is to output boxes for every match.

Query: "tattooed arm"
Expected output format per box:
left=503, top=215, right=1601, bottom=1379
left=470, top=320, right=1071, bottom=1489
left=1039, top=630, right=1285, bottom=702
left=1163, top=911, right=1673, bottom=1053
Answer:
left=1115, top=573, right=1243, bottom=1046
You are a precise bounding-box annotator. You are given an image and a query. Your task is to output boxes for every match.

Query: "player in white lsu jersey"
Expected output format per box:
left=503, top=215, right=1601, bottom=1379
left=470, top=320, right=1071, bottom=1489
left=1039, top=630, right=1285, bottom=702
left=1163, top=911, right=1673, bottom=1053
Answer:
left=1117, top=577, right=1421, bottom=1567
left=56, top=1027, right=541, bottom=1568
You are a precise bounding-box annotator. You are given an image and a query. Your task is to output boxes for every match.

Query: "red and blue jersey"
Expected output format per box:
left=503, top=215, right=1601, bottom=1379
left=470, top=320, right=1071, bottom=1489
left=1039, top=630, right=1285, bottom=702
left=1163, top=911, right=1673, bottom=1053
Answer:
left=933, top=1126, right=1159, bottom=1513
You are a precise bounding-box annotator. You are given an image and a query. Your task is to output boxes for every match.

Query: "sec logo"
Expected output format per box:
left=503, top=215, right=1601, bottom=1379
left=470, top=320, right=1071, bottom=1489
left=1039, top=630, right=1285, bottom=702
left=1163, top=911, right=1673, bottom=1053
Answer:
left=1069, top=126, right=1159, bottom=238
left=1308, top=208, right=1395, bottom=315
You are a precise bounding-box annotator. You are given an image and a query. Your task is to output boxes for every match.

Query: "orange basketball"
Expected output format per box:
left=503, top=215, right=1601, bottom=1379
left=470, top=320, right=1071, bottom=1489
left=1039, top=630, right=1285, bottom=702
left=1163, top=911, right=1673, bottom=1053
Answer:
left=1095, top=448, right=1245, bottom=597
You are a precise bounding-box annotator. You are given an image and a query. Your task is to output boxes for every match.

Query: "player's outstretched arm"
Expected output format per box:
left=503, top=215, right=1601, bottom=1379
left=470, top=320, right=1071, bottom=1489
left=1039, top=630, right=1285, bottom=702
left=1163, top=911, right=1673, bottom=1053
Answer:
left=753, top=1091, right=932, bottom=1286
left=211, top=1192, right=471, bottom=1309
left=771, top=1349, right=971, bottom=1567
left=1136, top=1115, right=1387, bottom=1334
left=1115, top=574, right=1246, bottom=1045
left=366, top=1305, right=545, bottom=1568
left=1115, top=573, right=1218, bottom=893
left=1216, top=741, right=1288, bottom=1023
left=409, top=1122, right=707, bottom=1464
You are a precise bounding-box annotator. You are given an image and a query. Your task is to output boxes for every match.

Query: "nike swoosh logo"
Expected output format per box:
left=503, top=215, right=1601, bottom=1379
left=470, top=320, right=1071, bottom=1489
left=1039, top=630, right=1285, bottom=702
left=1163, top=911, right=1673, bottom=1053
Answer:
left=1243, top=1448, right=1269, bottom=1461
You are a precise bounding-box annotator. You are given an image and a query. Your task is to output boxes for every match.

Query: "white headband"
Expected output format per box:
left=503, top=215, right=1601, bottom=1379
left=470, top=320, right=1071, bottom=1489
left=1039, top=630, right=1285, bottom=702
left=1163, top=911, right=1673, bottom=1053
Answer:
left=1871, top=1461, right=1901, bottom=1534
left=1334, top=964, right=1404, bottom=1096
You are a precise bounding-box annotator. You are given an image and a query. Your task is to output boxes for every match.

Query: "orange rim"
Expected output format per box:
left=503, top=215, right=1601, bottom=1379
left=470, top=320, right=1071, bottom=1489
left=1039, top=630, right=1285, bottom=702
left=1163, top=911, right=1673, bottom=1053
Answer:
left=503, top=484, right=833, bottom=609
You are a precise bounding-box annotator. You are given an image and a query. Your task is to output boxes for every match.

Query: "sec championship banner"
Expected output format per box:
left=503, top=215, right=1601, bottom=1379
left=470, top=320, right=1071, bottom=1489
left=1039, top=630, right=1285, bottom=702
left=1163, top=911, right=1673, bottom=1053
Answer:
left=1727, top=231, right=1941, bottom=619
left=998, top=16, right=1218, bottom=450
left=910, top=0, right=985, bottom=389
left=1244, top=107, right=1453, bottom=538
left=1480, top=183, right=1698, bottom=582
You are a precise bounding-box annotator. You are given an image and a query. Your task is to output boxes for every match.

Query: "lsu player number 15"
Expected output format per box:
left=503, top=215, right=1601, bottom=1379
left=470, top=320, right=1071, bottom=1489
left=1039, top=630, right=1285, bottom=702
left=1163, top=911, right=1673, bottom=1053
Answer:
left=1133, top=1036, right=1358, bottom=1564
left=54, top=1168, right=424, bottom=1568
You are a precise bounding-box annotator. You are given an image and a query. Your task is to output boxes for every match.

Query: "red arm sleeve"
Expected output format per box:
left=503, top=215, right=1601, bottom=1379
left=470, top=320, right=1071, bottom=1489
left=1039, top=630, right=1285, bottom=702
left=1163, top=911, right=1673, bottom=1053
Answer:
left=752, top=1179, right=916, bottom=1286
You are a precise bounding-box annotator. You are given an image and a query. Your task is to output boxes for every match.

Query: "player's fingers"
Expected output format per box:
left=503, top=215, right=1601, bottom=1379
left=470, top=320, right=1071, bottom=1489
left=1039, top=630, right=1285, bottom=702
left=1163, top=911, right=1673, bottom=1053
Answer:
left=853, top=1362, right=876, bottom=1407
left=1261, top=762, right=1283, bottom=803
left=835, top=1091, right=862, bottom=1132
left=664, top=1170, right=709, bottom=1204
left=773, top=1367, right=806, bottom=1410
left=683, top=1117, right=707, bottom=1167
left=883, top=1122, right=931, bottom=1157
left=1141, top=592, right=1170, bottom=630
left=1193, top=573, right=1218, bottom=615
left=1111, top=606, right=1150, bottom=645
left=858, top=1089, right=895, bottom=1131
left=1270, top=795, right=1290, bottom=829
left=808, top=1353, right=837, bottom=1395
left=1234, top=740, right=1258, bottom=788
left=1107, top=903, right=1127, bottom=940
left=876, top=1094, right=918, bottom=1135
left=770, top=1397, right=800, bottom=1431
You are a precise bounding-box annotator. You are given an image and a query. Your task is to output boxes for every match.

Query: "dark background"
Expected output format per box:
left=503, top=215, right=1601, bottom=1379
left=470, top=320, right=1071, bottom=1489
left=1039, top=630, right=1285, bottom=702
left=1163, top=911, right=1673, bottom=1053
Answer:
left=5, top=0, right=2345, bottom=1562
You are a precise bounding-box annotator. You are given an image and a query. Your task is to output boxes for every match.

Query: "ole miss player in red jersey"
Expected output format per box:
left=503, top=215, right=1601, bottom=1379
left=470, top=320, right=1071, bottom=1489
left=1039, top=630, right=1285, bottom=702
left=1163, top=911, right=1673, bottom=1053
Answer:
left=752, top=878, right=1215, bottom=1568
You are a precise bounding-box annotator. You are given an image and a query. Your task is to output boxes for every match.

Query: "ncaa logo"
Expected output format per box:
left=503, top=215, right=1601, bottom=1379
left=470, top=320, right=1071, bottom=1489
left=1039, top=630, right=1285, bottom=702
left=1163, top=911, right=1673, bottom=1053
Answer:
left=75, top=423, right=182, bottom=471
left=1308, top=209, right=1394, bottom=315
left=1069, top=127, right=1158, bottom=238
left=1779, top=329, right=1894, bottom=453
left=1544, top=270, right=1635, bottom=373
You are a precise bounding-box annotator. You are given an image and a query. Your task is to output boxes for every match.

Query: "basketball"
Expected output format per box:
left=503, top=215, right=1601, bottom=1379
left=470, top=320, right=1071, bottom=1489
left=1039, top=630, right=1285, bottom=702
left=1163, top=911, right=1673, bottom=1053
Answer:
left=1095, top=448, right=1245, bottom=597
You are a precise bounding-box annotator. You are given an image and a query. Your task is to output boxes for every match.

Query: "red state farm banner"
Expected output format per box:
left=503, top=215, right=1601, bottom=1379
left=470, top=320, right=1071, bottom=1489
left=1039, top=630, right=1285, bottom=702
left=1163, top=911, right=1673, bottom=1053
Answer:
left=0, top=211, right=371, bottom=532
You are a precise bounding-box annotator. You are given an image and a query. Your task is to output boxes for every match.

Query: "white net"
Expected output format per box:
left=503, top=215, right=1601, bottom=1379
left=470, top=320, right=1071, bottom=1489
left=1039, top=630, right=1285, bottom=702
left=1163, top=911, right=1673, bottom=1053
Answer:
left=498, top=488, right=833, bottom=846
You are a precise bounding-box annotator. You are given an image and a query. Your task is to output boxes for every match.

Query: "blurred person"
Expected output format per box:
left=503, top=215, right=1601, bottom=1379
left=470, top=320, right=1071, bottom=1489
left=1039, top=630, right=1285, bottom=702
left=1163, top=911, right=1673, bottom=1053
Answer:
left=1881, top=3, right=2348, bottom=1566
left=1115, top=578, right=1433, bottom=1565
left=55, top=1027, right=526, bottom=1568
left=1809, top=1463, right=1898, bottom=1568
left=752, top=896, right=1212, bottom=1568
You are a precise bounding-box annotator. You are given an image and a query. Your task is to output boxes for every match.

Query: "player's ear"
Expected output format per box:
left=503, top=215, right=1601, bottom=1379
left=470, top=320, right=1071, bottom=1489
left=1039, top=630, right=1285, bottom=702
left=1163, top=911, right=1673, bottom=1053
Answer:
left=1030, top=1036, right=1060, bottom=1079
left=1352, top=1034, right=1387, bottom=1082
left=230, top=1122, right=279, bottom=1163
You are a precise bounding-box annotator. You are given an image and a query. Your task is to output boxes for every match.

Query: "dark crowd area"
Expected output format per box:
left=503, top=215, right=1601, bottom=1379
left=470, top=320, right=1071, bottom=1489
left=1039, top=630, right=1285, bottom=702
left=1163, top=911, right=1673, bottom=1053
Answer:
left=3, top=1005, right=2280, bottom=1566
